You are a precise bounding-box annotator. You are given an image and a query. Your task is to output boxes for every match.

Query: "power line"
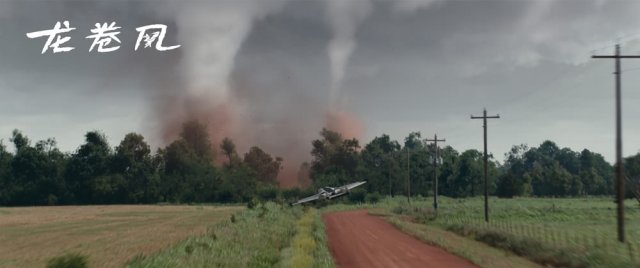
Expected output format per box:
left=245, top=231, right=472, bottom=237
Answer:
left=494, top=59, right=607, bottom=114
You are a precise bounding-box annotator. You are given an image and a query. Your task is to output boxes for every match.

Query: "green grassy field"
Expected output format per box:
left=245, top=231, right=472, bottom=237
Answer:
left=3, top=197, right=635, bottom=267
left=361, top=196, right=640, bottom=267
left=128, top=203, right=335, bottom=268
left=0, top=205, right=241, bottom=268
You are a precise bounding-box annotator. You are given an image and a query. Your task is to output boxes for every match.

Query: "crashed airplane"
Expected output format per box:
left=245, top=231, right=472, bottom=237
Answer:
left=292, top=181, right=367, bottom=205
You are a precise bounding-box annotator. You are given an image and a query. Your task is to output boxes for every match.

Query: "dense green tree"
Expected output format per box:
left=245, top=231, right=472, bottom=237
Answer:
left=625, top=153, right=640, bottom=200
left=445, top=149, right=483, bottom=197
left=557, top=148, right=580, bottom=175
left=6, top=132, right=67, bottom=205
left=501, top=142, right=614, bottom=197
left=496, top=172, right=520, bottom=198
left=358, top=135, right=402, bottom=196
left=548, top=162, right=572, bottom=196
left=65, top=131, right=115, bottom=203
left=161, top=123, right=220, bottom=203
left=579, top=149, right=613, bottom=195
left=11, top=129, right=30, bottom=151
left=580, top=167, right=606, bottom=195
left=499, top=144, right=531, bottom=196
left=310, top=129, right=361, bottom=186
left=437, top=146, right=459, bottom=197
left=0, top=125, right=630, bottom=205
left=181, top=120, right=214, bottom=162
left=243, top=146, right=282, bottom=185
left=219, top=164, right=256, bottom=202
left=403, top=132, right=423, bottom=150
left=0, top=140, right=13, bottom=204
left=538, top=140, right=560, bottom=159
left=112, top=133, right=158, bottom=203
left=220, top=137, right=238, bottom=165
left=403, top=132, right=433, bottom=197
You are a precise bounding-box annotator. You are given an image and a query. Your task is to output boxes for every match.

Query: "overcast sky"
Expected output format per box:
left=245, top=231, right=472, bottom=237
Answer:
left=1, top=0, right=640, bottom=165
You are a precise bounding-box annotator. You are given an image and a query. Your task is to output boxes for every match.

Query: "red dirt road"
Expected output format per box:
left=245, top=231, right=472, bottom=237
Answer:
left=323, top=210, right=478, bottom=268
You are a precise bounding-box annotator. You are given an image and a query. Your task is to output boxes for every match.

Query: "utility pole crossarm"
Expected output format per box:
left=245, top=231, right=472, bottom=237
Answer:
left=592, top=55, right=640, bottom=58
left=471, top=115, right=500, bottom=119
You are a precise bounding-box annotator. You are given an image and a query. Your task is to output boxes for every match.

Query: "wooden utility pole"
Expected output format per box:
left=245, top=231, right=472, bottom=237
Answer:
left=592, top=44, right=640, bottom=243
left=407, top=147, right=411, bottom=204
left=426, top=134, right=445, bottom=211
left=471, top=109, right=500, bottom=222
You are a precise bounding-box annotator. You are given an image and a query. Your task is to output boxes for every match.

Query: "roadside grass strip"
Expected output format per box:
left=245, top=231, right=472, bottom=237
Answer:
left=386, top=216, right=542, bottom=268
left=127, top=203, right=299, bottom=268
left=388, top=196, right=640, bottom=268
left=281, top=208, right=336, bottom=268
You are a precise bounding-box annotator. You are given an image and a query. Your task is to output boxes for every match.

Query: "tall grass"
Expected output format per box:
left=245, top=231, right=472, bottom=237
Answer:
left=386, top=196, right=640, bottom=267
left=46, top=252, right=88, bottom=268
left=290, top=210, right=316, bottom=267
left=312, top=209, right=335, bottom=268
left=281, top=208, right=336, bottom=268
left=126, top=203, right=336, bottom=268
left=127, top=202, right=300, bottom=268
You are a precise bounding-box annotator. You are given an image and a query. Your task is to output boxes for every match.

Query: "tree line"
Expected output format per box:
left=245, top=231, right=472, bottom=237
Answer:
left=0, top=121, right=285, bottom=206
left=308, top=129, right=640, bottom=199
left=1, top=124, right=639, bottom=206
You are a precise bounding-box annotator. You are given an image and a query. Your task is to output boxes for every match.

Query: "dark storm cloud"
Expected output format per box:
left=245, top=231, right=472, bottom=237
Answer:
left=1, top=0, right=640, bottom=164
left=0, top=0, right=181, bottom=149
left=338, top=0, right=640, bottom=161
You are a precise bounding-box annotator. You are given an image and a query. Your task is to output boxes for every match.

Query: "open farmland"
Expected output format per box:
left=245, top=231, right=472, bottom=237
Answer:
left=0, top=205, right=241, bottom=268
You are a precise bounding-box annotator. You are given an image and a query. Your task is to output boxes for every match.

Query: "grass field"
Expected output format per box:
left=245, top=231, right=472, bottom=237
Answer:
left=3, top=197, right=633, bottom=268
left=128, top=202, right=334, bottom=268
left=0, top=205, right=241, bottom=268
left=364, top=196, right=640, bottom=267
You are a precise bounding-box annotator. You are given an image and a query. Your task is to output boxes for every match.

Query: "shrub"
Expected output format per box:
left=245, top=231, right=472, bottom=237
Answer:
left=282, top=188, right=302, bottom=201
left=46, top=252, right=88, bottom=268
left=257, top=186, right=279, bottom=201
left=247, top=197, right=259, bottom=209
left=347, top=188, right=366, bottom=203
left=365, top=192, right=382, bottom=204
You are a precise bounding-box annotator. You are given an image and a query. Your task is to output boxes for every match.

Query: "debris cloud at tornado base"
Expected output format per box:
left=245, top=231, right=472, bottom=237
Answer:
left=150, top=0, right=370, bottom=188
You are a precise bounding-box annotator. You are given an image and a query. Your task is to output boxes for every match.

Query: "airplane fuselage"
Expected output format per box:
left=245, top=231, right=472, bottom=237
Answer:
left=318, top=186, right=349, bottom=199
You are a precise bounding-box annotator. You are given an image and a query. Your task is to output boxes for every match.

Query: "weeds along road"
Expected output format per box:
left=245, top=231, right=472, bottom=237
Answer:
left=323, top=210, right=477, bottom=268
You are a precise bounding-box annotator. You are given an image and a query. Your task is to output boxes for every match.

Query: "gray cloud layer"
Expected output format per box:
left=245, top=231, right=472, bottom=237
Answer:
left=1, top=0, right=640, bottom=164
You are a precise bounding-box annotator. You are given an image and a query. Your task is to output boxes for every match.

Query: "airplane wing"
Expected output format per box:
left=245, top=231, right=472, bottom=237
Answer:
left=344, top=181, right=367, bottom=190
left=292, top=194, right=321, bottom=205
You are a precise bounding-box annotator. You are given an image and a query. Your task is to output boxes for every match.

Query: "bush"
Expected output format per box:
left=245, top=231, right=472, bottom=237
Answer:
left=46, top=252, right=88, bottom=268
left=257, top=186, right=279, bottom=201
left=365, top=192, right=382, bottom=204
left=247, top=197, right=259, bottom=209
left=282, top=188, right=302, bottom=201
left=347, top=188, right=366, bottom=203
